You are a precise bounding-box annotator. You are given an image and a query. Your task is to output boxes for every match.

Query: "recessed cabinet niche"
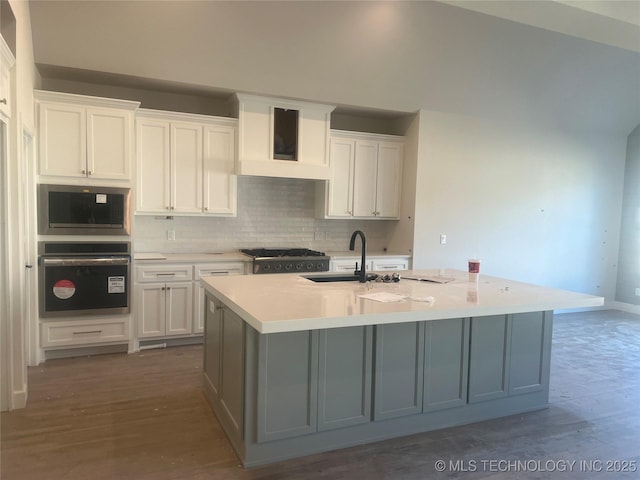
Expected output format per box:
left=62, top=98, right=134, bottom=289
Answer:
left=233, top=94, right=335, bottom=180
left=317, top=130, right=403, bottom=219
left=136, top=109, right=237, bottom=216
left=35, top=90, right=140, bottom=182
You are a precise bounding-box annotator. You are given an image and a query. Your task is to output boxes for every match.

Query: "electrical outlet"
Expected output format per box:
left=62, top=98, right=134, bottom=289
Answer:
left=167, top=229, right=175, bottom=241
left=635, top=288, right=640, bottom=297
left=440, top=234, right=447, bottom=245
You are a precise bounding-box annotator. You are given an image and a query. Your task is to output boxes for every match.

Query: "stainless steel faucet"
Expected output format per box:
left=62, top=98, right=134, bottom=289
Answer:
left=349, top=230, right=367, bottom=283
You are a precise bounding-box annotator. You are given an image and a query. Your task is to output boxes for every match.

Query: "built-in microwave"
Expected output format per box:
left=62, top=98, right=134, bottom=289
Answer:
left=38, top=184, right=131, bottom=236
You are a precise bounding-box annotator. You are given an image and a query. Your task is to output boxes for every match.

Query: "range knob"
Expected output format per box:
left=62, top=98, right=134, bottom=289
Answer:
left=263, top=264, right=271, bottom=272
left=274, top=263, right=282, bottom=271
left=306, top=263, right=314, bottom=271
left=285, top=263, right=292, bottom=271
left=295, top=263, right=303, bottom=271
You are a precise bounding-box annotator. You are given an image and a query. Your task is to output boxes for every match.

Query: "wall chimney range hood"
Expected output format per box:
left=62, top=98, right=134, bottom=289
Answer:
left=232, top=94, right=335, bottom=180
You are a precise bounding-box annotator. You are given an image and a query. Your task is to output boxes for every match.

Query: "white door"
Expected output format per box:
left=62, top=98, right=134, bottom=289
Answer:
left=137, top=284, right=166, bottom=338
left=87, top=107, right=132, bottom=180
left=375, top=143, right=402, bottom=218
left=171, top=122, right=202, bottom=214
left=38, top=103, right=86, bottom=177
left=136, top=118, right=171, bottom=213
left=203, top=125, right=236, bottom=215
left=166, top=282, right=193, bottom=336
left=327, top=137, right=355, bottom=217
left=352, top=140, right=378, bottom=217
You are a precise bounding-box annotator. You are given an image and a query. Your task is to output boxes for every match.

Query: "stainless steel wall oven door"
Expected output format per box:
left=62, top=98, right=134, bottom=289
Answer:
left=39, top=242, right=131, bottom=317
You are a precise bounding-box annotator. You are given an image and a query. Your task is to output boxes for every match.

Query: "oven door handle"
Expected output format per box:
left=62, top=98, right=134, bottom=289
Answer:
left=42, top=257, right=130, bottom=267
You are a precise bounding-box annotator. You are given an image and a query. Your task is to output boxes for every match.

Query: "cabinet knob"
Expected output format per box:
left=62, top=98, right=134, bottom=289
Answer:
left=81, top=169, right=86, bottom=174
left=204, top=207, right=208, bottom=211
left=0, top=98, right=7, bottom=104
left=87, top=170, right=92, bottom=176
left=170, top=206, right=175, bottom=210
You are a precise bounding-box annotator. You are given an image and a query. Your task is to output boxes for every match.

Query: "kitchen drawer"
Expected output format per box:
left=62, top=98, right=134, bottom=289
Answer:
left=136, top=264, right=193, bottom=282
left=371, top=258, right=409, bottom=271
left=194, top=262, right=245, bottom=279
left=41, top=318, right=129, bottom=347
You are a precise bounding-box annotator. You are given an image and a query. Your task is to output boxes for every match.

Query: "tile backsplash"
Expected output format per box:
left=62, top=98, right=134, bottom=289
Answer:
left=133, top=176, right=396, bottom=253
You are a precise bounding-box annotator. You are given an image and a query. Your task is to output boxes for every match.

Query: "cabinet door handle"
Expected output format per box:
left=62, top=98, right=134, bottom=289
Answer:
left=87, top=170, right=92, bottom=176
left=0, top=98, right=7, bottom=104
left=81, top=169, right=86, bottom=174
left=73, top=330, right=102, bottom=335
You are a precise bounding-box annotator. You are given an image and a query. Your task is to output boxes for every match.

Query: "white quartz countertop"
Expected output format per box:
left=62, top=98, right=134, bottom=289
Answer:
left=201, top=269, right=604, bottom=334
left=134, top=252, right=251, bottom=263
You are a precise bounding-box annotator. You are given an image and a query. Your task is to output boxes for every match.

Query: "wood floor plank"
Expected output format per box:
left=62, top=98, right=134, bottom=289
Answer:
left=2, top=310, right=639, bottom=479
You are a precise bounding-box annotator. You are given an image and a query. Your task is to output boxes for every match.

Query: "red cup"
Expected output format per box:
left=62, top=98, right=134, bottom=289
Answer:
left=468, top=259, right=481, bottom=273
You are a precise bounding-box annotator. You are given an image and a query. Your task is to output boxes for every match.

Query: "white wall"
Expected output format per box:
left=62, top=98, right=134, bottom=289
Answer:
left=412, top=110, right=626, bottom=301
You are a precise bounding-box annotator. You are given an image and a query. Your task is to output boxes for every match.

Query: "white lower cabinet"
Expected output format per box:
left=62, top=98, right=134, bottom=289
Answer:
left=331, top=258, right=373, bottom=273
left=135, top=263, right=194, bottom=339
left=193, top=262, right=245, bottom=333
left=330, top=256, right=410, bottom=273
left=137, top=282, right=193, bottom=338
left=371, top=258, right=410, bottom=271
left=135, top=261, right=245, bottom=340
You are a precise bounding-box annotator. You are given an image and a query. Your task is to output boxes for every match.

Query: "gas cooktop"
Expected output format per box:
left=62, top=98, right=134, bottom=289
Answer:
left=241, top=248, right=327, bottom=258
left=241, top=248, right=330, bottom=274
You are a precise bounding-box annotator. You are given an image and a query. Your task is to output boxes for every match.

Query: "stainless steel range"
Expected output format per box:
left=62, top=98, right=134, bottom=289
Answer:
left=241, top=248, right=330, bottom=274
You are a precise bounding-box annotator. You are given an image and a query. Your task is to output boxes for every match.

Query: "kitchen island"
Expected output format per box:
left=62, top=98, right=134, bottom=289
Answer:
left=200, top=269, right=603, bottom=467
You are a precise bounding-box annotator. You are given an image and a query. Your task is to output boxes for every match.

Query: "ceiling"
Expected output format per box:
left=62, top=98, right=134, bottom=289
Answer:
left=29, top=0, right=640, bottom=135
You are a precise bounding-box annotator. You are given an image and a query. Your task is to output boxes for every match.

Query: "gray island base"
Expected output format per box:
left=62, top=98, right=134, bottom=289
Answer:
left=200, top=270, right=603, bottom=467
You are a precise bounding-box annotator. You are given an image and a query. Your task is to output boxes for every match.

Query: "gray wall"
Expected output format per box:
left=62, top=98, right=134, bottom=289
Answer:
left=616, top=125, right=640, bottom=305
left=410, top=110, right=627, bottom=301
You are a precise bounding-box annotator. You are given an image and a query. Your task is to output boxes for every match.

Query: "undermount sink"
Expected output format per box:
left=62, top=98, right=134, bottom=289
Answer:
left=303, top=274, right=361, bottom=283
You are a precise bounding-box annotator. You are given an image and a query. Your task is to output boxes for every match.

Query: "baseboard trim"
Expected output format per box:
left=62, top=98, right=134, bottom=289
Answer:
left=12, top=386, right=27, bottom=410
left=606, top=301, right=640, bottom=315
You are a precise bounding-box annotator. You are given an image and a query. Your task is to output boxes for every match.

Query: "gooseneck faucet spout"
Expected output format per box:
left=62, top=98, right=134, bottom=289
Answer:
left=349, top=230, right=367, bottom=283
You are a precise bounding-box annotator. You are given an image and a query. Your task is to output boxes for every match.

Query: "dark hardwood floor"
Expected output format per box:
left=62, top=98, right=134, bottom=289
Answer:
left=2, top=310, right=639, bottom=479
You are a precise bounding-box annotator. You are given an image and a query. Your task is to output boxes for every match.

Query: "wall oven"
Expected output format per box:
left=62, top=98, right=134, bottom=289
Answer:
left=38, top=184, right=130, bottom=235
left=39, top=242, right=131, bottom=318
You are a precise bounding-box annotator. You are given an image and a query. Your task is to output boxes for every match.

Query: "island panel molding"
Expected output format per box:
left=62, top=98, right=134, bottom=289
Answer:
left=201, top=269, right=602, bottom=466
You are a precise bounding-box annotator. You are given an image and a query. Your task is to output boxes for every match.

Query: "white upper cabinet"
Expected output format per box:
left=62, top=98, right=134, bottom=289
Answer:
left=325, top=137, right=355, bottom=217
left=232, top=94, right=335, bottom=180
left=35, top=90, right=139, bottom=183
left=136, top=109, right=237, bottom=217
left=318, top=130, right=403, bottom=220
left=171, top=121, right=203, bottom=214
left=203, top=124, right=237, bottom=215
left=0, top=35, right=15, bottom=120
